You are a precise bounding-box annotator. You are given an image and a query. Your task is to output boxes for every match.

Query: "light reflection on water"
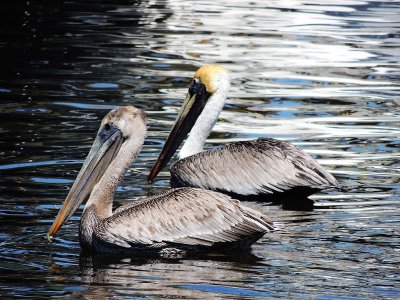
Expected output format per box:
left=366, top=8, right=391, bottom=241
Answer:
left=0, top=0, right=399, bottom=298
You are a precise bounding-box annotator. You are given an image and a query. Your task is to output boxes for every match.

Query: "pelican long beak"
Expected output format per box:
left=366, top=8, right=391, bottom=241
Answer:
left=47, top=125, right=123, bottom=241
left=148, top=82, right=211, bottom=182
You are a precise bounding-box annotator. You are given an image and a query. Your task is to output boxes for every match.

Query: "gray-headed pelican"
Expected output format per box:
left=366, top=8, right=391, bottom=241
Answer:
left=148, top=65, right=341, bottom=202
left=48, top=106, right=274, bottom=254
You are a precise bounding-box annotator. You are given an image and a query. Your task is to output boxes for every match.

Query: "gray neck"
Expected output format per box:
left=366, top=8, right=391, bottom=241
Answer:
left=179, top=90, right=227, bottom=159
left=79, top=133, right=145, bottom=248
left=79, top=205, right=100, bottom=249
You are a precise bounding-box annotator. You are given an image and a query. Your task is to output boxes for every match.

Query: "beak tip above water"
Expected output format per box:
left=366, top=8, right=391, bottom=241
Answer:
left=47, top=220, right=61, bottom=242
left=147, top=172, right=156, bottom=184
left=148, top=163, right=162, bottom=183
left=47, top=232, right=54, bottom=242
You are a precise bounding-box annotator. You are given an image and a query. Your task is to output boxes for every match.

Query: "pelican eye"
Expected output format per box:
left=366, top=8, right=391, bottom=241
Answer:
left=104, top=123, right=112, bottom=131
left=189, top=78, right=204, bottom=96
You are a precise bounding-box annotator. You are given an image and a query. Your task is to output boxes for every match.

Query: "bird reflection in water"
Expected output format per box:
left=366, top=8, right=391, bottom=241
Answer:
left=76, top=250, right=263, bottom=299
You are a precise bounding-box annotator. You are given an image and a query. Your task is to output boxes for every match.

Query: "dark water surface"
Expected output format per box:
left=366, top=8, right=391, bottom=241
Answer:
left=1, top=0, right=399, bottom=298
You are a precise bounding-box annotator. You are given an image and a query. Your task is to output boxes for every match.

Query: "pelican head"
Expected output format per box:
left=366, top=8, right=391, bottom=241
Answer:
left=148, top=65, right=230, bottom=182
left=48, top=106, right=147, bottom=241
left=193, top=65, right=229, bottom=93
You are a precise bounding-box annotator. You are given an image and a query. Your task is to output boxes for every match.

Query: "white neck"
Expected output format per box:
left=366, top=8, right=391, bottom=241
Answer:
left=179, top=86, right=229, bottom=159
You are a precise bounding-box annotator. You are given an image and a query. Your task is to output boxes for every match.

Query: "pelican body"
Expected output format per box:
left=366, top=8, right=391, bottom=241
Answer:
left=47, top=106, right=274, bottom=254
left=148, top=65, right=340, bottom=201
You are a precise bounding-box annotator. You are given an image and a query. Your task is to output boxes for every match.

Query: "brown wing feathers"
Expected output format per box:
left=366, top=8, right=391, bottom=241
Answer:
left=94, top=188, right=274, bottom=249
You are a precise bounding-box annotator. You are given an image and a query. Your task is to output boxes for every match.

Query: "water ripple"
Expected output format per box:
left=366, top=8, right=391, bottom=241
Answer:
left=0, top=0, right=399, bottom=299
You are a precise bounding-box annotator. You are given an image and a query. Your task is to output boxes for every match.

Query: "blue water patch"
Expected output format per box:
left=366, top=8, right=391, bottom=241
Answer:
left=64, top=286, right=85, bottom=292
left=270, top=99, right=301, bottom=107
left=271, top=78, right=314, bottom=86
left=0, top=209, right=36, bottom=218
left=0, top=88, right=11, bottom=93
left=366, top=101, right=380, bottom=108
left=31, top=177, right=73, bottom=184
left=15, top=108, right=48, bottom=113
left=264, top=99, right=300, bottom=119
left=87, top=82, right=119, bottom=89
left=371, top=287, right=400, bottom=296
left=153, top=63, right=170, bottom=68
left=0, top=160, right=80, bottom=170
left=179, top=284, right=272, bottom=297
left=53, top=101, right=117, bottom=110
left=275, top=110, right=296, bottom=119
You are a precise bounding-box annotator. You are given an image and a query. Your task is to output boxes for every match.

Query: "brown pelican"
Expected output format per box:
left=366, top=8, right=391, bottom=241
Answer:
left=148, top=65, right=341, bottom=202
left=47, top=106, right=274, bottom=254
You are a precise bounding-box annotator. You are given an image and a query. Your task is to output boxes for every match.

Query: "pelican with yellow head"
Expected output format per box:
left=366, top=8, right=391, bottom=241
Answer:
left=148, top=65, right=341, bottom=204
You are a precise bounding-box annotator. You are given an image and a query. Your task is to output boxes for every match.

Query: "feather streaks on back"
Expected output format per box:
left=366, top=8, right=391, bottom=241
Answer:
left=171, top=138, right=339, bottom=196
left=93, top=188, right=274, bottom=249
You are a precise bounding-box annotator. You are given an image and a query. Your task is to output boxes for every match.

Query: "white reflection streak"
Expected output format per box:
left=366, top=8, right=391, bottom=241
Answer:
left=216, top=112, right=400, bottom=138
left=163, top=0, right=377, bottom=67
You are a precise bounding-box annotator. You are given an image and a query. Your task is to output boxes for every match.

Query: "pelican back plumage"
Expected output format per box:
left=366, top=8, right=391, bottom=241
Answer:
left=170, top=138, right=339, bottom=200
